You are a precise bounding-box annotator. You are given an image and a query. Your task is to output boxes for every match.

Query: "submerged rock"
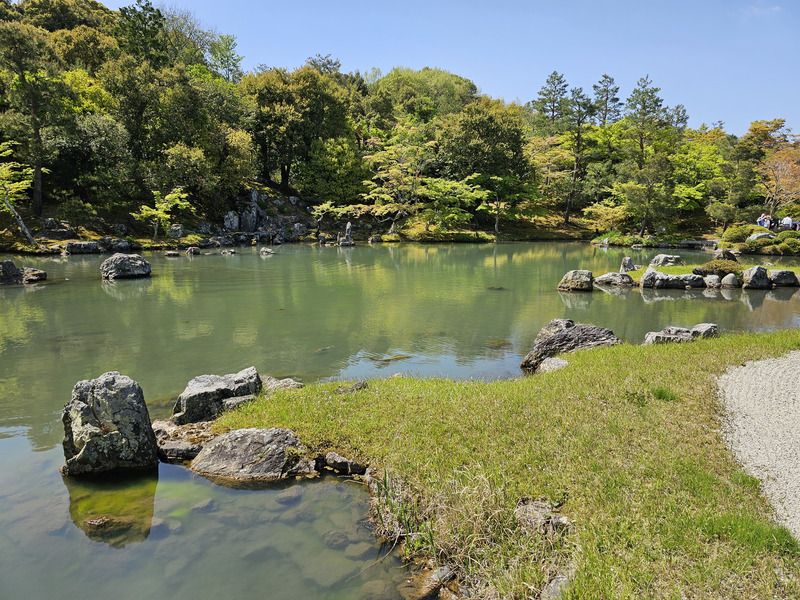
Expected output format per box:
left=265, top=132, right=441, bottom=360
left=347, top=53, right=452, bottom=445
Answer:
left=520, top=319, right=620, bottom=372
left=190, top=428, right=316, bottom=482
left=61, top=371, right=158, bottom=476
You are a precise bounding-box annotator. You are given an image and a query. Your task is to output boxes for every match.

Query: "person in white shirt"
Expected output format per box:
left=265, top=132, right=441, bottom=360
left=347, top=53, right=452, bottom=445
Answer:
left=782, top=215, right=793, bottom=230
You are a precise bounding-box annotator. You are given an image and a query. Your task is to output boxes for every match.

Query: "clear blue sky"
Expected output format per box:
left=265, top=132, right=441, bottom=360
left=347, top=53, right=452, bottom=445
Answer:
left=101, top=0, right=799, bottom=137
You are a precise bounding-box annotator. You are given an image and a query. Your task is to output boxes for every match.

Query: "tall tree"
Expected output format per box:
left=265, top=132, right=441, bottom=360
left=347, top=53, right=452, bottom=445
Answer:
left=532, top=71, right=569, bottom=133
left=114, top=0, right=167, bottom=68
left=562, top=87, right=597, bottom=224
left=208, top=34, right=243, bottom=82
left=624, top=75, right=665, bottom=169
left=592, top=74, right=622, bottom=126
left=0, top=21, right=63, bottom=216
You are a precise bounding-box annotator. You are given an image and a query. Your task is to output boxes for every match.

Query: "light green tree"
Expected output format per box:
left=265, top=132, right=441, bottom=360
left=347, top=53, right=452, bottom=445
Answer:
left=130, top=188, right=193, bottom=239
left=0, top=142, right=38, bottom=246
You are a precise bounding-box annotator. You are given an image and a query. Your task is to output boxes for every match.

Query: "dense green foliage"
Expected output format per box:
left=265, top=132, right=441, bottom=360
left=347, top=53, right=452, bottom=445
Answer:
left=0, top=1, right=798, bottom=240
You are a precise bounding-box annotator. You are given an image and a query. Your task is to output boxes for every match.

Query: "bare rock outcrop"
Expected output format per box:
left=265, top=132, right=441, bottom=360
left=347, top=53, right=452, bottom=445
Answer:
left=520, top=319, right=620, bottom=372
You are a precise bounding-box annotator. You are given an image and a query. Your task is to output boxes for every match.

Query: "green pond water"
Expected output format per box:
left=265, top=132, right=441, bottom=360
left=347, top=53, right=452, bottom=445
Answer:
left=2, top=241, right=800, bottom=599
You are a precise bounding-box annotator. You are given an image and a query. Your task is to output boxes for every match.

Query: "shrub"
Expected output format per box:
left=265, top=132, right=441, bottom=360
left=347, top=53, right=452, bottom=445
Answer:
left=692, top=259, right=742, bottom=278
left=776, top=229, right=800, bottom=241
left=782, top=238, right=800, bottom=254
left=722, top=224, right=770, bottom=243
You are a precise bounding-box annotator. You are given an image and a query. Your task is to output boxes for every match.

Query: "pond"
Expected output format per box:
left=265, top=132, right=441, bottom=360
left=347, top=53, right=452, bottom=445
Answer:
left=2, top=241, right=800, bottom=599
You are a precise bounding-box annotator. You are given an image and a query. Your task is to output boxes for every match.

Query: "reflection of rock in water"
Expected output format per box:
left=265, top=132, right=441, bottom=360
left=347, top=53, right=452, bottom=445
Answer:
left=720, top=288, right=738, bottom=301
left=558, top=291, right=593, bottom=310
left=766, top=287, right=799, bottom=303
left=594, top=284, right=633, bottom=298
left=101, top=278, right=152, bottom=301
left=63, top=470, right=157, bottom=548
left=740, top=290, right=766, bottom=312
left=640, top=288, right=706, bottom=304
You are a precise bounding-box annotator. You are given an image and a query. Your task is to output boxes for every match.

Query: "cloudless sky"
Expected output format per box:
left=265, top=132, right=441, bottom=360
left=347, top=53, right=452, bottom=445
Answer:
left=100, top=0, right=799, bottom=136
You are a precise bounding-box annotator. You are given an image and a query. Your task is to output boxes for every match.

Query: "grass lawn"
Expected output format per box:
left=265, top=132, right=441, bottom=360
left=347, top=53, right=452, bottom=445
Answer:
left=215, top=331, right=800, bottom=599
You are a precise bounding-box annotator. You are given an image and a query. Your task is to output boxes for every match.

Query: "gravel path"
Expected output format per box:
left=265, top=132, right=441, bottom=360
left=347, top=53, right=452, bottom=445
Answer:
left=718, top=351, right=800, bottom=539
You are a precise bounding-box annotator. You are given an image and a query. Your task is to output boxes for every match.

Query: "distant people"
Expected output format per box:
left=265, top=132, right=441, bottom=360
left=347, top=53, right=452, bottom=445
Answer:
left=782, top=215, right=793, bottom=230
left=757, top=213, right=768, bottom=227
left=768, top=215, right=778, bottom=231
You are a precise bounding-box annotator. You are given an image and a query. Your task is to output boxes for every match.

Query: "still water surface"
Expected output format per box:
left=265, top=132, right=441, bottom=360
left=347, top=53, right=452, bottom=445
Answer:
left=2, top=242, right=800, bottom=599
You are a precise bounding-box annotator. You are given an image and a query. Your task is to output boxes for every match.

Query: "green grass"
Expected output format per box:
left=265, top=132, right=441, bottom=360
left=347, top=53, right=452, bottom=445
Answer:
left=215, top=331, right=800, bottom=599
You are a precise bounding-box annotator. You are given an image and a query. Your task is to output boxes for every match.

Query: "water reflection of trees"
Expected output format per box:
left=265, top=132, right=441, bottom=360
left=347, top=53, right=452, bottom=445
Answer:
left=4, top=244, right=800, bottom=452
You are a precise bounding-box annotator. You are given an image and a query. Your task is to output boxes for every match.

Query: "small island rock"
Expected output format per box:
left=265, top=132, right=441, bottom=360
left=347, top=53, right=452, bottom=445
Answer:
left=100, top=253, right=151, bottom=280
left=649, top=254, right=684, bottom=267
left=557, top=270, right=593, bottom=292
left=172, top=366, right=262, bottom=424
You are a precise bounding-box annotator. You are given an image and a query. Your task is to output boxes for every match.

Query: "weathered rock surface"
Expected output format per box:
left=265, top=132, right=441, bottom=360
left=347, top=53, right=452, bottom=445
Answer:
left=594, top=272, right=634, bottom=286
left=714, top=248, right=738, bottom=262
left=66, top=241, right=100, bottom=254
left=649, top=254, right=684, bottom=267
left=172, top=366, right=262, bottom=425
left=557, top=269, right=593, bottom=292
left=324, top=451, right=367, bottom=475
left=742, top=266, right=770, bottom=290
left=747, top=232, right=774, bottom=242
left=520, top=319, right=620, bottom=372
left=639, top=267, right=705, bottom=289
left=643, top=323, right=719, bottom=345
left=721, top=273, right=740, bottom=288
left=535, top=357, right=570, bottom=374
left=151, top=419, right=216, bottom=463
left=620, top=256, right=636, bottom=273
left=261, top=374, right=303, bottom=392
left=0, top=260, right=46, bottom=285
left=190, top=428, right=316, bottom=482
left=100, top=253, right=152, bottom=280
left=704, top=274, right=722, bottom=289
left=61, top=371, right=158, bottom=476
left=769, top=269, right=799, bottom=287
left=167, top=224, right=183, bottom=238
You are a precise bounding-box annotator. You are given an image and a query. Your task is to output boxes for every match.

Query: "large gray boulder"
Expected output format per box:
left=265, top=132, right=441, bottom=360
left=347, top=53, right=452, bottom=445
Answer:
left=172, top=366, right=262, bottom=424
left=520, top=319, right=620, bottom=372
left=61, top=371, right=158, bottom=476
left=190, top=428, right=316, bottom=482
left=769, top=269, right=799, bottom=287
left=557, top=270, right=593, bottom=292
left=649, top=254, right=684, bottom=267
left=223, top=211, right=239, bottom=231
left=742, top=266, right=770, bottom=290
left=595, top=272, right=634, bottom=286
left=100, top=253, right=151, bottom=280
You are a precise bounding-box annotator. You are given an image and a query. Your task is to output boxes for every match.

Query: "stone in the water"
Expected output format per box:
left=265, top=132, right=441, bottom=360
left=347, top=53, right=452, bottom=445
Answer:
left=100, top=253, right=151, bottom=280
left=742, top=265, right=770, bottom=290
left=61, top=371, right=159, bottom=476
left=557, top=269, right=593, bottom=292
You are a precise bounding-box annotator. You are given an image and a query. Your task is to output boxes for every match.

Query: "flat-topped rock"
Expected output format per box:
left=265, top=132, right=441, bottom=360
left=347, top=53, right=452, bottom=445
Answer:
left=172, top=366, right=262, bottom=425
left=190, top=428, right=316, bottom=482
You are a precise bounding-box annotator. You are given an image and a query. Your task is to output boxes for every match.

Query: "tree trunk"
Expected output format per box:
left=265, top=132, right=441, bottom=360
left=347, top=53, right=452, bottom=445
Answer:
left=2, top=187, right=38, bottom=247
left=280, top=164, right=290, bottom=191
left=639, top=217, right=647, bottom=237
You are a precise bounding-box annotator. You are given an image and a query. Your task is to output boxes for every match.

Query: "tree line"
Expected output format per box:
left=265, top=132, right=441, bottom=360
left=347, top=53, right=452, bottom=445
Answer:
left=1, top=0, right=798, bottom=239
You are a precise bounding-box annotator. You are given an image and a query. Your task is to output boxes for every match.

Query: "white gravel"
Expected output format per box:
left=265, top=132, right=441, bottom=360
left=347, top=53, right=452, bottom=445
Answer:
left=718, top=351, right=800, bottom=539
